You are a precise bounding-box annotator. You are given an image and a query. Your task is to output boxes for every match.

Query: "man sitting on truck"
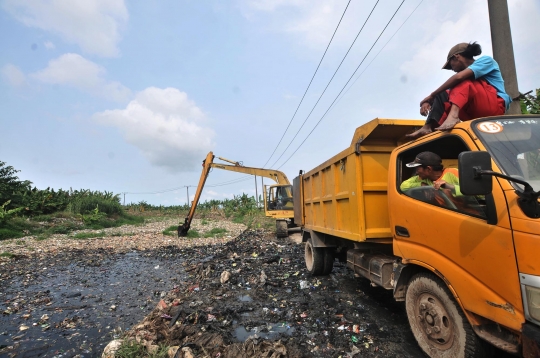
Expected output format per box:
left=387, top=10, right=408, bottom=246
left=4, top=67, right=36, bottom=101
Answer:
left=407, top=42, right=510, bottom=139
left=400, top=151, right=461, bottom=196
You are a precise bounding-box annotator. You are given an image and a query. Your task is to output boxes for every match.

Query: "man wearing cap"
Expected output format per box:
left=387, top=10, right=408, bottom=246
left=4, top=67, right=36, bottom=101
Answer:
left=400, top=151, right=462, bottom=196
left=407, top=42, right=510, bottom=139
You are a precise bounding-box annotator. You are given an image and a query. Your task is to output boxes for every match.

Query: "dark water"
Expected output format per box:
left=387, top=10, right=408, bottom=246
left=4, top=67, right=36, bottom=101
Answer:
left=0, top=250, right=186, bottom=358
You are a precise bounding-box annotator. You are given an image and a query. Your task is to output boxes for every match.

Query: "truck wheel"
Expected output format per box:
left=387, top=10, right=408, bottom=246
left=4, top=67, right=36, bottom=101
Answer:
left=405, top=272, right=487, bottom=358
left=276, top=220, right=288, bottom=238
left=305, top=238, right=333, bottom=276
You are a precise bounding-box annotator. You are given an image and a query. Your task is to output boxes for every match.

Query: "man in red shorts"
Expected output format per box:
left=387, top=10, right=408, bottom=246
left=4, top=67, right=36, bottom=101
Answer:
left=407, top=42, right=511, bottom=139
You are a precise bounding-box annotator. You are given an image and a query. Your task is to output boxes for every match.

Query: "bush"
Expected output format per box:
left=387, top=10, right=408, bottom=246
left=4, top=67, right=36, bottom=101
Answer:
left=67, top=192, right=123, bottom=216
left=520, top=89, right=540, bottom=114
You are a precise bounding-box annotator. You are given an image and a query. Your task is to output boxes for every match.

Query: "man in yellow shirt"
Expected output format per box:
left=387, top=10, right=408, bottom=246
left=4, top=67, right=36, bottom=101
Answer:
left=400, top=151, right=461, bottom=196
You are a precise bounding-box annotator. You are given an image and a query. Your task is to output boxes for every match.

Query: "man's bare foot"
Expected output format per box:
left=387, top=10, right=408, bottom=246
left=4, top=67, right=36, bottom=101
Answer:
left=435, top=117, right=460, bottom=131
left=406, top=125, right=432, bottom=139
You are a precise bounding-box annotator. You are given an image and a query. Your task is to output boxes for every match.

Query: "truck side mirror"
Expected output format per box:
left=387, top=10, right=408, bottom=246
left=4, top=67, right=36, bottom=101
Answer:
left=458, top=151, right=493, bottom=195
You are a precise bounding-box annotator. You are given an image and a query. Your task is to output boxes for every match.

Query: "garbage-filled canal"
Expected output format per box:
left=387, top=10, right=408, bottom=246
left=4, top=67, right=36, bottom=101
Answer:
left=1, top=248, right=188, bottom=357
left=1, top=226, right=432, bottom=357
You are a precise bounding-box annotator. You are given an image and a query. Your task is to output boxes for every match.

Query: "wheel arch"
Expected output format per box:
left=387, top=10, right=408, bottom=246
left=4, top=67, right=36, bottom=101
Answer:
left=394, top=261, right=460, bottom=304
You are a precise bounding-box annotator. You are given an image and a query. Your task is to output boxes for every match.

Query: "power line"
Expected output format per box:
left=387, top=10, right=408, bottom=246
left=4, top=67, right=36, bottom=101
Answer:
left=126, top=186, right=187, bottom=195
left=334, top=0, right=423, bottom=106
left=269, top=0, right=381, bottom=168
left=276, top=0, right=407, bottom=170
left=125, top=173, right=255, bottom=195
left=261, top=0, right=353, bottom=168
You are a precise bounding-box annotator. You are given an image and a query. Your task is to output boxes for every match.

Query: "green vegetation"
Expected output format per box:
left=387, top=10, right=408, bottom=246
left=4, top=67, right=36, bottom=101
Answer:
left=115, top=340, right=169, bottom=358
left=0, top=252, right=14, bottom=258
left=71, top=231, right=106, bottom=240
left=186, top=230, right=201, bottom=238
left=0, top=159, right=275, bottom=241
left=0, top=160, right=146, bottom=241
left=520, top=89, right=540, bottom=114
left=162, top=225, right=178, bottom=236
left=204, top=227, right=227, bottom=238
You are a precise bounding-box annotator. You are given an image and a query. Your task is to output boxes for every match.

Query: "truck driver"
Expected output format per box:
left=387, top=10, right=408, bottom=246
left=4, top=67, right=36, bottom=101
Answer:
left=400, top=151, right=461, bottom=196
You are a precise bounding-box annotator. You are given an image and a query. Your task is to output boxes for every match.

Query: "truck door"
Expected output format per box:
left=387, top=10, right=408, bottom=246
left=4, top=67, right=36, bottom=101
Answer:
left=389, top=133, right=523, bottom=332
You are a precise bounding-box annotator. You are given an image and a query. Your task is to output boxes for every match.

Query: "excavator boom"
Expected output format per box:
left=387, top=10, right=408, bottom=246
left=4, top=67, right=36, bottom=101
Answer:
left=178, top=152, right=291, bottom=236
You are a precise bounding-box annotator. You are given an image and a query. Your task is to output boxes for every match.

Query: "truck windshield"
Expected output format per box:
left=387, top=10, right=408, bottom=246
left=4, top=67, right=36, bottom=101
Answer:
left=474, top=118, right=540, bottom=191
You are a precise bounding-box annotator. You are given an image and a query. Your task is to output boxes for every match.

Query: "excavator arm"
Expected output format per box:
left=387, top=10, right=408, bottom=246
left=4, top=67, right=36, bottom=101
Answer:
left=178, top=151, right=290, bottom=236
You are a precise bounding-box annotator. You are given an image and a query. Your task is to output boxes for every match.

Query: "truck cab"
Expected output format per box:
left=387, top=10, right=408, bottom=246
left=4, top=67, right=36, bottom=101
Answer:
left=389, top=115, right=540, bottom=356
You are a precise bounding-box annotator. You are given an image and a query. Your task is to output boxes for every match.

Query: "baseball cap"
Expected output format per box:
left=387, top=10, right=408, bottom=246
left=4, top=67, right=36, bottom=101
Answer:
left=442, top=43, right=468, bottom=70
left=406, top=152, right=442, bottom=168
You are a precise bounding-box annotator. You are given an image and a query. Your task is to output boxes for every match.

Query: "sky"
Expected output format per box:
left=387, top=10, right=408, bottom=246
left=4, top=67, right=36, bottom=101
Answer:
left=1, top=0, right=539, bottom=206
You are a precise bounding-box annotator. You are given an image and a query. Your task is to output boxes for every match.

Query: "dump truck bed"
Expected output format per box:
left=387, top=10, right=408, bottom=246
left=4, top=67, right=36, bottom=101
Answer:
left=294, top=118, right=425, bottom=243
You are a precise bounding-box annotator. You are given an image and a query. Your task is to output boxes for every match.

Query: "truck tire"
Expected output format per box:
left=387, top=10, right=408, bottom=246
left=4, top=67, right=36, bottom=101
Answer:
left=276, top=220, right=288, bottom=238
left=305, top=238, right=333, bottom=276
left=405, top=272, right=487, bottom=358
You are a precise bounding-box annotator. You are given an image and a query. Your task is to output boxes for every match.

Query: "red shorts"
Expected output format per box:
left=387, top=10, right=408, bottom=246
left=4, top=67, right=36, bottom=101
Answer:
left=438, top=79, right=506, bottom=125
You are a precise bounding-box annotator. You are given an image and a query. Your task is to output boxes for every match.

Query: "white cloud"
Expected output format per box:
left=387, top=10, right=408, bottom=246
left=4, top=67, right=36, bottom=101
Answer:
left=1, top=64, right=27, bottom=87
left=30, top=53, right=131, bottom=101
left=44, top=41, right=55, bottom=50
left=241, top=0, right=346, bottom=48
left=93, top=87, right=215, bottom=172
left=400, top=1, right=491, bottom=79
left=2, top=0, right=127, bottom=57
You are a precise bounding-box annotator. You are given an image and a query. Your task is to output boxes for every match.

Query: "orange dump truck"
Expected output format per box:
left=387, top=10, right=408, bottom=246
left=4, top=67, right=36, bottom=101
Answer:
left=293, top=116, right=540, bottom=357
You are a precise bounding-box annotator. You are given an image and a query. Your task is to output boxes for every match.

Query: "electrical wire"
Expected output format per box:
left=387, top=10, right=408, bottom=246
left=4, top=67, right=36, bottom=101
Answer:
left=276, top=0, right=407, bottom=170
left=334, top=0, right=423, bottom=107
left=261, top=0, right=353, bottom=169
left=126, top=186, right=188, bottom=195
left=269, top=0, right=381, bottom=168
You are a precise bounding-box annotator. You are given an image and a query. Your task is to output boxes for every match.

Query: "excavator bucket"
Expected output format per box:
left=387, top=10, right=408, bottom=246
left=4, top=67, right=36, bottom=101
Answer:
left=177, top=218, right=190, bottom=237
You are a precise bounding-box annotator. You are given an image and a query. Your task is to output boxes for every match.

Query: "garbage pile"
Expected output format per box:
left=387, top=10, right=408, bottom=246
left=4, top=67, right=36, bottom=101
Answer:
left=118, top=229, right=421, bottom=357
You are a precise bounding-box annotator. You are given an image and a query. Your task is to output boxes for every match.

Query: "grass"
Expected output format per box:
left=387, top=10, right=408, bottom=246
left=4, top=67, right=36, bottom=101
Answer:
left=186, top=230, right=200, bottom=238
left=201, top=219, right=209, bottom=225
left=115, top=340, right=169, bottom=358
left=0, top=212, right=145, bottom=241
left=0, top=252, right=15, bottom=258
left=71, top=231, right=106, bottom=240
left=203, top=227, right=227, bottom=238
left=162, top=225, right=178, bottom=236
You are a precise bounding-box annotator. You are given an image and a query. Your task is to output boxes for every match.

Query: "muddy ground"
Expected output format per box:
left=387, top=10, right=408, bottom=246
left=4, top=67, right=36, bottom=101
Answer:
left=0, top=220, right=512, bottom=357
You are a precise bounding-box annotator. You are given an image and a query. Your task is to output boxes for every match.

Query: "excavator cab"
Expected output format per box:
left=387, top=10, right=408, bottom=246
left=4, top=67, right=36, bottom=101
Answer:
left=265, top=185, right=294, bottom=211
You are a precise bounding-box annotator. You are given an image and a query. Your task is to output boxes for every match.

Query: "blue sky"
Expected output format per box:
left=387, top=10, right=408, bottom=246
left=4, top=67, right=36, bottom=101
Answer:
left=1, top=0, right=539, bottom=206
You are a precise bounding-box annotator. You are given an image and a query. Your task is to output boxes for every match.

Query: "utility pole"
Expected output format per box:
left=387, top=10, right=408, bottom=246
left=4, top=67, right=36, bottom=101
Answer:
left=261, top=177, right=264, bottom=208
left=487, top=0, right=520, bottom=114
left=254, top=175, right=259, bottom=207
left=123, top=192, right=125, bottom=206
left=185, top=186, right=190, bottom=208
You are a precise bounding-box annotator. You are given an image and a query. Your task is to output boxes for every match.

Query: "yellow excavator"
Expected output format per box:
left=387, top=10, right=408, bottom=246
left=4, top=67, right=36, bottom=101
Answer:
left=177, top=152, right=294, bottom=238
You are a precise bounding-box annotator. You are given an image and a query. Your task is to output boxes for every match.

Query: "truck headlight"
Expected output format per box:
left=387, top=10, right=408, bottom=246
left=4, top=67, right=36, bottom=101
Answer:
left=525, top=285, right=540, bottom=322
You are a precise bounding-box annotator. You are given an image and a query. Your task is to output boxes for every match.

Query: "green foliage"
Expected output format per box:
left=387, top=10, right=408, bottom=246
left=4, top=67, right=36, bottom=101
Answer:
left=115, top=340, right=169, bottom=357
left=520, top=89, right=540, bottom=114
left=66, top=190, right=123, bottom=216
left=71, top=231, right=106, bottom=240
left=204, top=227, right=227, bottom=238
left=201, top=219, right=209, bottom=225
left=0, top=200, right=24, bottom=223
left=0, top=252, right=15, bottom=258
left=186, top=229, right=201, bottom=238
left=0, top=161, right=32, bottom=210
left=79, top=205, right=107, bottom=225
left=162, top=225, right=178, bottom=236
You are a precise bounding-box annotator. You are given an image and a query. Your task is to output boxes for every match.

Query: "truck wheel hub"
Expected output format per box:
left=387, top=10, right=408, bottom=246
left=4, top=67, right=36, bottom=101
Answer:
left=416, top=293, right=454, bottom=349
